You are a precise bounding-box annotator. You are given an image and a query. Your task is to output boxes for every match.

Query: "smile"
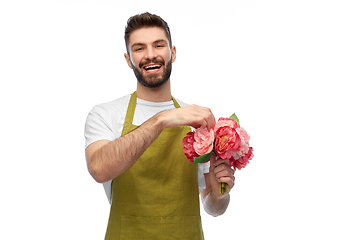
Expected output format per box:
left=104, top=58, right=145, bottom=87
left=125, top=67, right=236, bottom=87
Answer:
left=143, top=63, right=162, bottom=73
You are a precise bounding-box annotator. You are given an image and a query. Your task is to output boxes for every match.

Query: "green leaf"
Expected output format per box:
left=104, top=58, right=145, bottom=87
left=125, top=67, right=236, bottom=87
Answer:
left=194, top=153, right=211, bottom=164
left=229, top=113, right=240, bottom=126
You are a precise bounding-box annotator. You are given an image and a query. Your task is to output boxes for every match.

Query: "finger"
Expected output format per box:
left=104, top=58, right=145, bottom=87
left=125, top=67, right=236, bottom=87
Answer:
left=193, top=105, right=214, bottom=130
left=215, top=165, right=235, bottom=177
left=207, top=109, right=216, bottom=130
left=214, top=166, right=235, bottom=180
left=213, top=158, right=231, bottom=168
left=215, top=170, right=235, bottom=181
left=209, top=153, right=216, bottom=171
left=213, top=164, right=231, bottom=174
left=201, top=118, right=208, bottom=129
left=190, top=116, right=208, bottom=129
left=218, top=176, right=234, bottom=184
left=201, top=107, right=215, bottom=130
left=187, top=105, right=215, bottom=130
left=219, top=174, right=235, bottom=185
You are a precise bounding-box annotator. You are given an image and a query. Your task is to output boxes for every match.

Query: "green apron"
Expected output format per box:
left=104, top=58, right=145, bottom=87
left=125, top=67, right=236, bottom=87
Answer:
left=104, top=92, right=204, bottom=240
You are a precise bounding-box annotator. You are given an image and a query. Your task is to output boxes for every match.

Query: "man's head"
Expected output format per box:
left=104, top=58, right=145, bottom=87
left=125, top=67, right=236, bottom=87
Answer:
left=125, top=12, right=172, bottom=54
left=124, top=13, right=176, bottom=89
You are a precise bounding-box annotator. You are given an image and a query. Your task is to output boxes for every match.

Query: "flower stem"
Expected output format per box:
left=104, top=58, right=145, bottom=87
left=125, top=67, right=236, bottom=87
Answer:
left=219, top=182, right=229, bottom=195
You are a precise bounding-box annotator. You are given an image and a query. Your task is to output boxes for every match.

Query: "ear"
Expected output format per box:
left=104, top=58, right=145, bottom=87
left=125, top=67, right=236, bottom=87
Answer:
left=124, top=53, right=133, bottom=69
left=171, top=46, right=176, bottom=63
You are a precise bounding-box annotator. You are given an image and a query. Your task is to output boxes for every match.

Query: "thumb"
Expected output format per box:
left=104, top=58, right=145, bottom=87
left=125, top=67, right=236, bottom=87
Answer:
left=209, top=153, right=216, bottom=170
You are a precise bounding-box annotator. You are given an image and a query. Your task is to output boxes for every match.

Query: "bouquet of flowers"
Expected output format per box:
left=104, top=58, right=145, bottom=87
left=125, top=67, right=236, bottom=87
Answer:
left=182, top=113, right=254, bottom=194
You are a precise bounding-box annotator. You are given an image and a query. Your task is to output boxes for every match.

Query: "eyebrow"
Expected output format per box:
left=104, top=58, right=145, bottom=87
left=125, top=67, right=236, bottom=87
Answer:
left=153, top=39, right=168, bottom=45
left=131, top=39, right=168, bottom=49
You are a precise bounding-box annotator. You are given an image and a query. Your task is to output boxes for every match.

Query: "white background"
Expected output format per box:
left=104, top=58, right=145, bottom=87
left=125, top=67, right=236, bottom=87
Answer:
left=1, top=0, right=359, bottom=239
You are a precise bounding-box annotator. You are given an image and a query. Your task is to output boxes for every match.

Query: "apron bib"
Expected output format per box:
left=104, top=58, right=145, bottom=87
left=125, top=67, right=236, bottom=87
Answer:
left=105, top=92, right=204, bottom=240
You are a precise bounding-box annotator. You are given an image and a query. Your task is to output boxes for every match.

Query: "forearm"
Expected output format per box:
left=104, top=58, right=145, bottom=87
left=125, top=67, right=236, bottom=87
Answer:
left=87, top=104, right=215, bottom=183
left=201, top=190, right=230, bottom=217
left=88, top=113, right=165, bottom=183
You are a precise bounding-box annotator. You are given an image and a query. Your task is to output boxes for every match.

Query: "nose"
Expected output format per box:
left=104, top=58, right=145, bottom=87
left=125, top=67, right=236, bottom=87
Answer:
left=144, top=46, right=158, bottom=60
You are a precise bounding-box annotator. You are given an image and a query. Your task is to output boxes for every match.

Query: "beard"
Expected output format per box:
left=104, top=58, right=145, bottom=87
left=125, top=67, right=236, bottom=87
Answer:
left=131, top=58, right=172, bottom=89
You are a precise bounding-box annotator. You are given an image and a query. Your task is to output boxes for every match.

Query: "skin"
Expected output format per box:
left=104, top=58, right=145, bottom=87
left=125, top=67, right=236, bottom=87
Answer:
left=124, top=27, right=174, bottom=102
left=86, top=27, right=235, bottom=216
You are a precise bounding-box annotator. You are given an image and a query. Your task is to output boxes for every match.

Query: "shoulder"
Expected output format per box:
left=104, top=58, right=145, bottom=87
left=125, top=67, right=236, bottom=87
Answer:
left=85, top=94, right=132, bottom=148
left=85, top=94, right=132, bottom=131
left=90, top=95, right=131, bottom=117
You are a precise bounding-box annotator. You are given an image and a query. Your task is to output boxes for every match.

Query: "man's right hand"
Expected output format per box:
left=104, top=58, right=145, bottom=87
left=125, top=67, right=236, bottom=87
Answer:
left=86, top=104, right=215, bottom=183
left=158, top=104, right=216, bottom=130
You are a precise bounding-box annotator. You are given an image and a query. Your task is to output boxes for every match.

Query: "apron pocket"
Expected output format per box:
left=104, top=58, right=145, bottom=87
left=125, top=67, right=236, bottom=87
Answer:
left=120, top=215, right=204, bottom=240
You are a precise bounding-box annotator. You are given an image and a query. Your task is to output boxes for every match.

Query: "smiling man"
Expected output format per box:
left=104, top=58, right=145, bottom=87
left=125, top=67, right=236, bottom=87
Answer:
left=126, top=28, right=172, bottom=89
left=84, top=12, right=235, bottom=240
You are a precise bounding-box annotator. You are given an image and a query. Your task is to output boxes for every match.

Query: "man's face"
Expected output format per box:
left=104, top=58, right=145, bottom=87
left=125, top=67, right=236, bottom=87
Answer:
left=125, top=27, right=176, bottom=88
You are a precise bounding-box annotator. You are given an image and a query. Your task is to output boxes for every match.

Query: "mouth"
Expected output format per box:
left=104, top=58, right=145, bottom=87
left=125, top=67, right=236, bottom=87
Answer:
left=142, top=63, right=163, bottom=73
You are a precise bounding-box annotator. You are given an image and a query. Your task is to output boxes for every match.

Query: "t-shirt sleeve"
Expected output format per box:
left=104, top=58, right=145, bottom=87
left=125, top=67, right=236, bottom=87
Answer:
left=198, top=161, right=210, bottom=194
left=84, top=106, right=114, bottom=149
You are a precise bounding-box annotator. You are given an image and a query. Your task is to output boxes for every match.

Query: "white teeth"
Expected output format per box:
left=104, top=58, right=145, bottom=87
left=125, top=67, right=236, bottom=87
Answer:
left=144, top=64, right=161, bottom=70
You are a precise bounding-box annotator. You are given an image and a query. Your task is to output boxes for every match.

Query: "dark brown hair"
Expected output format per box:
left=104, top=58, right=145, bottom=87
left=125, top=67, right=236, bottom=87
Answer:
left=124, top=12, right=172, bottom=53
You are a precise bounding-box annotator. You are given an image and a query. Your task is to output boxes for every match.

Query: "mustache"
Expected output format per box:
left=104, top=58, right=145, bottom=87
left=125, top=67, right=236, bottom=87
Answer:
left=139, top=58, right=165, bottom=68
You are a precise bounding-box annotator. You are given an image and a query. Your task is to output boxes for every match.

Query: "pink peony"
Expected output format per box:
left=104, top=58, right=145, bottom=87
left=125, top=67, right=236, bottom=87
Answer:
left=182, top=114, right=254, bottom=172
left=214, top=118, right=238, bottom=132
left=233, top=127, right=251, bottom=155
left=182, top=132, right=199, bottom=162
left=232, top=149, right=242, bottom=160
left=243, top=147, right=254, bottom=162
left=230, top=147, right=254, bottom=170
left=236, top=127, right=250, bottom=144
left=193, top=127, right=214, bottom=156
left=214, top=118, right=241, bottom=159
left=239, top=139, right=250, bottom=155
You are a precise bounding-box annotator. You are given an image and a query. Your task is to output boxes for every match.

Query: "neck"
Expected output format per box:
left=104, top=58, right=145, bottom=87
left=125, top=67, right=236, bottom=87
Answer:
left=136, top=80, right=172, bottom=102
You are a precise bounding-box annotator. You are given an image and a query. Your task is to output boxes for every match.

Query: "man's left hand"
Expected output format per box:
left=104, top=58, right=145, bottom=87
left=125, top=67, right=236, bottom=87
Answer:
left=208, top=153, right=235, bottom=198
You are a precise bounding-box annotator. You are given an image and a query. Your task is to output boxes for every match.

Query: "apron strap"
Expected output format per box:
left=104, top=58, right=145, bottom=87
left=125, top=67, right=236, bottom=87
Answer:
left=122, top=92, right=137, bottom=136
left=121, top=91, right=181, bottom=136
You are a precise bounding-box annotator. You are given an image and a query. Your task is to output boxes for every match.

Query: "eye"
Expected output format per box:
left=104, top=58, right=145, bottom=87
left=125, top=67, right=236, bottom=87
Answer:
left=156, top=44, right=164, bottom=48
left=135, top=47, right=143, bottom=51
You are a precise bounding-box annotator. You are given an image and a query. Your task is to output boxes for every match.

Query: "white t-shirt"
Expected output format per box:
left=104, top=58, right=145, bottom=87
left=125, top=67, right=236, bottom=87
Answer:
left=84, top=94, right=210, bottom=204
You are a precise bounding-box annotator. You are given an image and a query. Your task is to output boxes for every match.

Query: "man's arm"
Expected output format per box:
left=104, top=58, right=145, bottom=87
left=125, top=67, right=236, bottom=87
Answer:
left=86, top=104, right=215, bottom=183
left=201, top=154, right=235, bottom=217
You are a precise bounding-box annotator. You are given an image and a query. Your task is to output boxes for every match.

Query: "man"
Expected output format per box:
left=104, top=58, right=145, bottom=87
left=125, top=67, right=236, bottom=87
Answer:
left=84, top=12, right=235, bottom=239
